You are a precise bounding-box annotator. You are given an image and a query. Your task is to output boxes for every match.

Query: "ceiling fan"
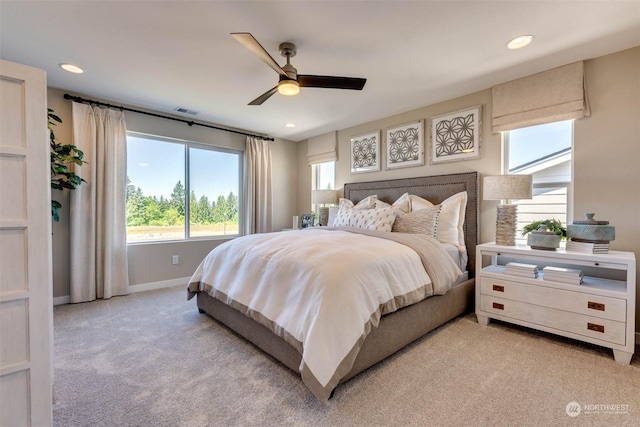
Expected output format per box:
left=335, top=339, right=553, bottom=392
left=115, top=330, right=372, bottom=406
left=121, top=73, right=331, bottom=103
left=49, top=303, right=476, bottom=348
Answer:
left=231, top=32, right=367, bottom=105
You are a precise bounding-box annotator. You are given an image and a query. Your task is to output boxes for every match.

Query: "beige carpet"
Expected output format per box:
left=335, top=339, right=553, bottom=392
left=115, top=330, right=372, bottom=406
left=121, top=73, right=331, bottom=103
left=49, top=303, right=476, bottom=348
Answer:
left=53, top=285, right=640, bottom=426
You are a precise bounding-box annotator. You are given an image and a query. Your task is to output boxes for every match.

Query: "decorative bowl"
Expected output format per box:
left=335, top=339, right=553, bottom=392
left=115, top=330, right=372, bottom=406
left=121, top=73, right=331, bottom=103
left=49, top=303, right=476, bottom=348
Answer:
left=566, top=213, right=615, bottom=243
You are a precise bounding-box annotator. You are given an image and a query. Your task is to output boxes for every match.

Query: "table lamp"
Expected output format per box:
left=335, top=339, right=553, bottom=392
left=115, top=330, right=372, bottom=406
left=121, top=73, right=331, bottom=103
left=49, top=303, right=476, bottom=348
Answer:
left=312, top=190, right=338, bottom=226
left=483, top=175, right=533, bottom=246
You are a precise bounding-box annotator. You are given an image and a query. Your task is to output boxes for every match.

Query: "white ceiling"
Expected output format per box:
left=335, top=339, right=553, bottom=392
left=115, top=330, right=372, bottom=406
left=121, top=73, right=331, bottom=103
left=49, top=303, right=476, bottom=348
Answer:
left=1, top=1, right=639, bottom=142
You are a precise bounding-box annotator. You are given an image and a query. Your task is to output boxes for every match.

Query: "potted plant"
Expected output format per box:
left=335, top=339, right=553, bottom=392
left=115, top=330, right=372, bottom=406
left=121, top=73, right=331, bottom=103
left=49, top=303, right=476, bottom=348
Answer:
left=521, top=218, right=566, bottom=250
left=49, top=108, right=87, bottom=221
left=521, top=218, right=567, bottom=239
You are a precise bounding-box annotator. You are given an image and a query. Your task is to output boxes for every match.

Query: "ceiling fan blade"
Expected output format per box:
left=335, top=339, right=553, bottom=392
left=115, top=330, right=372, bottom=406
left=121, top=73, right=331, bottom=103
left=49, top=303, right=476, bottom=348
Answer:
left=231, top=33, right=288, bottom=78
left=298, top=75, right=366, bottom=90
left=248, top=86, right=278, bottom=105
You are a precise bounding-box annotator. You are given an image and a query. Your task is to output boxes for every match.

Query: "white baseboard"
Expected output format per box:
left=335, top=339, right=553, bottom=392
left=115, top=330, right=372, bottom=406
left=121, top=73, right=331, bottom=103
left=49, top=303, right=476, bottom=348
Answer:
left=53, top=276, right=190, bottom=306
left=129, top=276, right=191, bottom=293
left=53, top=295, right=71, bottom=306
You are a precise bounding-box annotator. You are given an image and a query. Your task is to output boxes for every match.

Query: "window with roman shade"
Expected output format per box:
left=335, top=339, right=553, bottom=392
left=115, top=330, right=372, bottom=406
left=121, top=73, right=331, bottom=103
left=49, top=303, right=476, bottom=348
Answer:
left=307, top=131, right=338, bottom=164
left=491, top=61, right=590, bottom=133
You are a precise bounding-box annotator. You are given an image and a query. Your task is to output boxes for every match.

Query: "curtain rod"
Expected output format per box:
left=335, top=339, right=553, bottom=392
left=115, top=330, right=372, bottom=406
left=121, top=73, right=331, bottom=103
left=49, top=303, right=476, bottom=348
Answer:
left=63, top=94, right=274, bottom=141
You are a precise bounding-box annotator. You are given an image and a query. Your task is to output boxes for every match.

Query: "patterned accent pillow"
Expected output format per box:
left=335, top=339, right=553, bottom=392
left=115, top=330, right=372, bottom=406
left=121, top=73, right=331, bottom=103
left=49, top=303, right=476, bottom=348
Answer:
left=333, top=206, right=397, bottom=232
left=339, top=194, right=378, bottom=210
left=392, top=205, right=441, bottom=237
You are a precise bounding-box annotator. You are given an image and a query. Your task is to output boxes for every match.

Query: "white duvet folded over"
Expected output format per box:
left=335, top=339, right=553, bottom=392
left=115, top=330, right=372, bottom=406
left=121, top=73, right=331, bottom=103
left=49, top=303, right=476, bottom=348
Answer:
left=188, top=227, right=462, bottom=402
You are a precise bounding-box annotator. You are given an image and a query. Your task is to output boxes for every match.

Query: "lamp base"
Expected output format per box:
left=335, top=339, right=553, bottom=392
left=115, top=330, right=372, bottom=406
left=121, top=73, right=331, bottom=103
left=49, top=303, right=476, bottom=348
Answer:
left=495, top=204, right=517, bottom=246
left=318, top=206, right=329, bottom=226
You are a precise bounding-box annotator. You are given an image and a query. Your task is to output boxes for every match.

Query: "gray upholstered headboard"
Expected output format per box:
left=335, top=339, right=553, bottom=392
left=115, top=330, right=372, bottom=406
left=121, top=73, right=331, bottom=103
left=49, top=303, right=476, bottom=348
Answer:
left=343, top=172, right=479, bottom=276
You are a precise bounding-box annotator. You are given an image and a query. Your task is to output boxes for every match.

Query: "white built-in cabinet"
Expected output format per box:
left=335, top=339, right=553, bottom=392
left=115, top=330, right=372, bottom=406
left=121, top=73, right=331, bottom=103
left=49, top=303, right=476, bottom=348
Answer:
left=0, top=60, right=53, bottom=426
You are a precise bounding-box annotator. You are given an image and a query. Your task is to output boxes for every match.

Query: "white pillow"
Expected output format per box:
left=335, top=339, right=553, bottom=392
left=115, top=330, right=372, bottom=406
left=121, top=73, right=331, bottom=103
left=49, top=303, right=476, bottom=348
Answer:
left=333, top=206, right=397, bottom=232
left=409, top=194, right=432, bottom=211
left=374, top=192, right=411, bottom=213
left=327, top=206, right=339, bottom=227
left=408, top=192, right=467, bottom=247
left=392, top=205, right=441, bottom=237
left=339, top=194, right=377, bottom=210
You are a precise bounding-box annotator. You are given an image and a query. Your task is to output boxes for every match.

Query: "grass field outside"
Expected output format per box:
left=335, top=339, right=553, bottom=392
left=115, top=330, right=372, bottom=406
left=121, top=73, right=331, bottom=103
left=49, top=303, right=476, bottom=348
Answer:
left=127, top=223, right=239, bottom=242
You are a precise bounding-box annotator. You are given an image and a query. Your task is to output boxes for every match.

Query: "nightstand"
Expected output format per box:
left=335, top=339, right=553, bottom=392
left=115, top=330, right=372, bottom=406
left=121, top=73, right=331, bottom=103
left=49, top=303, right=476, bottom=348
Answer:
left=476, top=243, right=636, bottom=364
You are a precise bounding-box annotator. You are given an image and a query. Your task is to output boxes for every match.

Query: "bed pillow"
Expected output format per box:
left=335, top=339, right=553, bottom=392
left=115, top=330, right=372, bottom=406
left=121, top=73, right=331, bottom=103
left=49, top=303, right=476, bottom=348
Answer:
left=408, top=192, right=467, bottom=247
left=392, top=205, right=441, bottom=237
left=375, top=192, right=411, bottom=213
left=339, top=194, right=378, bottom=210
left=332, top=206, right=397, bottom=232
left=327, top=206, right=339, bottom=227
left=409, top=194, right=432, bottom=211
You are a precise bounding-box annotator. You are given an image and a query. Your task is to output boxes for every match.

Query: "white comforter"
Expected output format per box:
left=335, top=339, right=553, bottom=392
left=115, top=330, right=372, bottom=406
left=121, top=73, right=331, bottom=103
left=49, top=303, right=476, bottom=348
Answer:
left=187, top=227, right=462, bottom=402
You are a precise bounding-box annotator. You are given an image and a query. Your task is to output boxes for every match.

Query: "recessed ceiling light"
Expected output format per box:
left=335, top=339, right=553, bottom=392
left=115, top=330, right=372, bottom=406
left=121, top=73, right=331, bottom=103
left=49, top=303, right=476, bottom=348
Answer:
left=59, top=63, right=84, bottom=74
left=507, top=35, right=534, bottom=50
left=285, top=123, right=296, bottom=128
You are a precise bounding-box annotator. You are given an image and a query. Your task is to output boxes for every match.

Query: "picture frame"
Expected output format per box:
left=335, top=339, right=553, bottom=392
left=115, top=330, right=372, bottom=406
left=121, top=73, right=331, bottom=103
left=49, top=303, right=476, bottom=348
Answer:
left=350, top=131, right=380, bottom=173
left=301, top=213, right=315, bottom=228
left=386, top=120, right=424, bottom=169
left=430, top=105, right=482, bottom=164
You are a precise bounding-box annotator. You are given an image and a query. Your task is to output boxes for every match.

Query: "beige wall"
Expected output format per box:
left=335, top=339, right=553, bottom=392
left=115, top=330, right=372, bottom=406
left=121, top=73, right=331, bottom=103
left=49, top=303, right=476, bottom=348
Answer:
left=48, top=88, right=298, bottom=297
left=297, top=46, right=640, bottom=332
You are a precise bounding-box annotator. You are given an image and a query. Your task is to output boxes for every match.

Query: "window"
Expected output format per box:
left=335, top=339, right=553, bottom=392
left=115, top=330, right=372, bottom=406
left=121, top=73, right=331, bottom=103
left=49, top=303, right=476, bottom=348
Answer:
left=315, top=161, right=335, bottom=191
left=126, top=133, right=242, bottom=243
left=504, top=120, right=572, bottom=244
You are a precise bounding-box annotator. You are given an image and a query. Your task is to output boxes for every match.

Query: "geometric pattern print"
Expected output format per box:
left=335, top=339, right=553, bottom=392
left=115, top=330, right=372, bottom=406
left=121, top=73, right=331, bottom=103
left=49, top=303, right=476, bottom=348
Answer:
left=351, top=136, right=378, bottom=168
left=333, top=206, right=397, bottom=232
left=434, top=113, right=475, bottom=157
left=388, top=126, right=420, bottom=164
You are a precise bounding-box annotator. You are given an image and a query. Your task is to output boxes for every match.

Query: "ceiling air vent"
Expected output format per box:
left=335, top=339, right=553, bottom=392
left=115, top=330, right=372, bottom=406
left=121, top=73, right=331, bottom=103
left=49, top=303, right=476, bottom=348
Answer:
left=173, top=107, right=199, bottom=116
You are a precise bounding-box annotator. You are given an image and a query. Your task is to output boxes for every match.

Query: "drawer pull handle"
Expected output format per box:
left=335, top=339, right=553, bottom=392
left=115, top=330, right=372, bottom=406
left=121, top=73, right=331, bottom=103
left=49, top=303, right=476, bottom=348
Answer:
left=493, top=285, right=505, bottom=292
left=587, top=301, right=605, bottom=311
left=493, top=302, right=504, bottom=310
left=587, top=323, right=605, bottom=333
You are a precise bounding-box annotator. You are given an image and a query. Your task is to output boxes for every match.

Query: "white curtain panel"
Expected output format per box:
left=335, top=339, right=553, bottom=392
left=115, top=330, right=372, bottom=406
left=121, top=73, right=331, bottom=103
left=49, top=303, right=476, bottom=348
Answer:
left=243, top=137, right=273, bottom=234
left=69, top=102, right=129, bottom=303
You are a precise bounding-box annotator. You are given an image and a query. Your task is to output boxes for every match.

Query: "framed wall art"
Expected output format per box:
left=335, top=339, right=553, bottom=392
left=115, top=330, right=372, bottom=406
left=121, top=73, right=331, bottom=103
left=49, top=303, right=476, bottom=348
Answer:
left=350, top=131, right=380, bottom=173
left=386, top=120, right=424, bottom=169
left=301, top=213, right=315, bottom=228
left=430, top=105, right=482, bottom=164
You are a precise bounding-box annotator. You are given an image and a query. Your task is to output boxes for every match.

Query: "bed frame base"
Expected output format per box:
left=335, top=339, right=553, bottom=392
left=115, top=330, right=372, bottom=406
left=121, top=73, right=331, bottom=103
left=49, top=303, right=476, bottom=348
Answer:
left=197, top=278, right=474, bottom=386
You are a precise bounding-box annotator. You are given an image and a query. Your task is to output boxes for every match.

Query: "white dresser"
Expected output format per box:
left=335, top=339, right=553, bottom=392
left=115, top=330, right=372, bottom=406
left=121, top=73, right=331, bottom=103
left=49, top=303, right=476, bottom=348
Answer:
left=476, top=243, right=636, bottom=364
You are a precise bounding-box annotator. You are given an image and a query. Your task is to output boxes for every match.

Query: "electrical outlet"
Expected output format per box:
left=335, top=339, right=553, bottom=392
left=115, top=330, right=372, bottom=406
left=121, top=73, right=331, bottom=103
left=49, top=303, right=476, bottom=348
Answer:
left=172, top=255, right=179, bottom=265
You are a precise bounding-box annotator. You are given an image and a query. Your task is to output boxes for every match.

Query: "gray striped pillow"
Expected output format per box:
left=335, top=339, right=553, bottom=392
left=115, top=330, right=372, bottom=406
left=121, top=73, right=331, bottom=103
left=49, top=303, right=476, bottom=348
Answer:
left=392, top=205, right=441, bottom=237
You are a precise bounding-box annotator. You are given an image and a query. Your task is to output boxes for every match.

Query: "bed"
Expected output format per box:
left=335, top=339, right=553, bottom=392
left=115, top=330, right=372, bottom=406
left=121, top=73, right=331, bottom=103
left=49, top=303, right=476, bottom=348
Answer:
left=188, top=172, right=478, bottom=402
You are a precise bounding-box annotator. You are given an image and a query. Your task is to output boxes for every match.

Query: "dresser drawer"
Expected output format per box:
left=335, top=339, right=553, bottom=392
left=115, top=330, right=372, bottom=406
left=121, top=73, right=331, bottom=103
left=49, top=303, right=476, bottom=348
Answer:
left=480, top=277, right=626, bottom=322
left=480, top=296, right=626, bottom=345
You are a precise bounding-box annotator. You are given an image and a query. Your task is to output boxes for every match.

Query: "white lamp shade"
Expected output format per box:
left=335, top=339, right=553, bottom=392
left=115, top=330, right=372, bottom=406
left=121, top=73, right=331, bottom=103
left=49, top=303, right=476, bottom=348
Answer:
left=483, top=175, right=533, bottom=201
left=312, top=189, right=338, bottom=205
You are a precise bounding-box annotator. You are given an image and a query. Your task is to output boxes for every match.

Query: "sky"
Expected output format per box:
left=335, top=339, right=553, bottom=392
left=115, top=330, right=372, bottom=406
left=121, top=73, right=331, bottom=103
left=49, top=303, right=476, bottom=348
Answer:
left=127, top=135, right=240, bottom=202
left=508, top=120, right=572, bottom=170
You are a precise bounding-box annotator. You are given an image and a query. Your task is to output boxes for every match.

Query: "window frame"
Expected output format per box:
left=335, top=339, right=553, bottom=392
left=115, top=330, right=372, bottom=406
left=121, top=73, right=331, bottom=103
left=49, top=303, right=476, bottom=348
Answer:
left=503, top=121, right=574, bottom=243
left=126, top=131, right=243, bottom=244
left=312, top=160, right=336, bottom=213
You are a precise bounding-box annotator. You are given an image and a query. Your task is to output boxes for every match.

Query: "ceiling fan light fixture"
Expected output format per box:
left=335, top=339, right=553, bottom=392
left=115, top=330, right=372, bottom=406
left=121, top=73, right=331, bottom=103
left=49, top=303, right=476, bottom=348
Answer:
left=507, top=35, right=534, bottom=49
left=278, top=79, right=300, bottom=96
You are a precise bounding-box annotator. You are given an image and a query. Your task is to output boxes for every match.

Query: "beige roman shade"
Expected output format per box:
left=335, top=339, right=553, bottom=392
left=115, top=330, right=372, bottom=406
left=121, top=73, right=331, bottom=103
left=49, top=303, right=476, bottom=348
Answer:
left=491, top=61, right=590, bottom=132
left=307, top=131, right=338, bottom=164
